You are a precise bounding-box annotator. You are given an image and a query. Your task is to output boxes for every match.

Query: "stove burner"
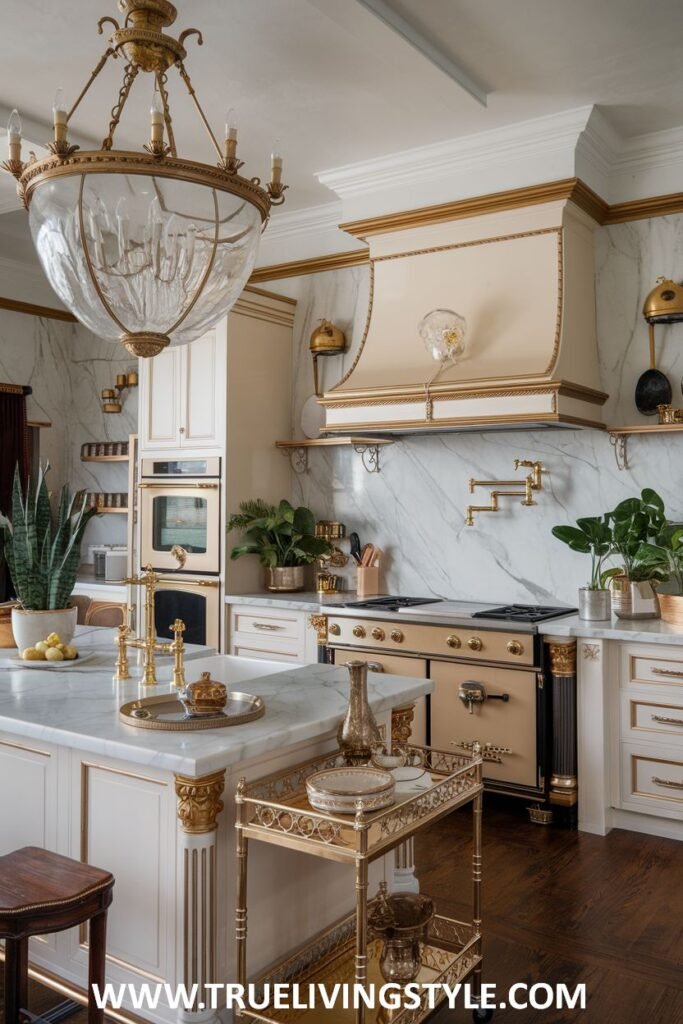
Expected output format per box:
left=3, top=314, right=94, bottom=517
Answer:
left=471, top=604, right=575, bottom=623
left=343, top=596, right=441, bottom=611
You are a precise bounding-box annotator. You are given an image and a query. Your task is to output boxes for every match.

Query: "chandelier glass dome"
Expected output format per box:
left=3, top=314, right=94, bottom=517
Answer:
left=3, top=0, right=287, bottom=357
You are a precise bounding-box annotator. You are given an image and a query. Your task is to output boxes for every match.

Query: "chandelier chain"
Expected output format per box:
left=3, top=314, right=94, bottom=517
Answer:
left=102, top=62, right=140, bottom=151
left=176, top=62, right=224, bottom=164
left=155, top=71, right=177, bottom=158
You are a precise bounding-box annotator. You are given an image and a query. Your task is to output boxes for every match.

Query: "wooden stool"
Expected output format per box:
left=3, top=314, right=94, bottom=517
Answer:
left=0, top=847, right=114, bottom=1024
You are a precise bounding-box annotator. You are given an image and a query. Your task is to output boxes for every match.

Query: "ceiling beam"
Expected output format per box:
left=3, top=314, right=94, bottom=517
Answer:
left=354, top=0, right=487, bottom=107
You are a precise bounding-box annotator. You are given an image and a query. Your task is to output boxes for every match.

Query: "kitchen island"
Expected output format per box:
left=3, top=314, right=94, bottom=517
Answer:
left=0, top=643, right=431, bottom=1024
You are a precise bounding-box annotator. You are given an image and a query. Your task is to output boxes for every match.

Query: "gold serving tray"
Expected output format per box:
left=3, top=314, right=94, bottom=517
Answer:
left=120, top=691, right=265, bottom=731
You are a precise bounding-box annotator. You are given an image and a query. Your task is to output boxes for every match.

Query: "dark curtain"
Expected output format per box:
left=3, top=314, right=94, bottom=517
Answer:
left=0, top=386, right=30, bottom=601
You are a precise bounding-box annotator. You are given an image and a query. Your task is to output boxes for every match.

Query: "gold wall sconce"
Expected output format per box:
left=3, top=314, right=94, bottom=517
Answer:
left=465, top=459, right=543, bottom=526
left=310, top=320, right=347, bottom=396
left=102, top=371, right=138, bottom=414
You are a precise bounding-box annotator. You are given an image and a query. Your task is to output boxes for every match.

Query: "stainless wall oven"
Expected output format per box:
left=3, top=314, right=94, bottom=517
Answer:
left=140, top=457, right=221, bottom=575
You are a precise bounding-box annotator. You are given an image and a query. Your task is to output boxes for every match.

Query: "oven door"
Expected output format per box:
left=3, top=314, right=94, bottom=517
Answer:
left=140, top=482, right=220, bottom=574
left=430, top=659, right=542, bottom=791
left=154, top=576, right=220, bottom=649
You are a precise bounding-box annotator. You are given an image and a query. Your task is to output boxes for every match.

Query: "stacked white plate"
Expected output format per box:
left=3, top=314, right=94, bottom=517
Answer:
left=306, top=766, right=395, bottom=814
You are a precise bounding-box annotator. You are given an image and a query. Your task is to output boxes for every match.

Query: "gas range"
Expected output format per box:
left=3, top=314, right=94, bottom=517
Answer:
left=343, top=596, right=441, bottom=612
left=340, top=596, right=575, bottom=629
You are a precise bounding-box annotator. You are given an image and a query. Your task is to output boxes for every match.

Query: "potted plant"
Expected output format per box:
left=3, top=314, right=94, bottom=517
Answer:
left=551, top=515, right=612, bottom=620
left=635, top=523, right=683, bottom=625
left=227, top=499, right=332, bottom=592
left=0, top=465, right=96, bottom=650
left=606, top=488, right=667, bottom=619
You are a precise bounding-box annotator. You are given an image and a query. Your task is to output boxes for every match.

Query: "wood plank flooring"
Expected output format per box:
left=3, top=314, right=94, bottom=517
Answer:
left=2, top=799, right=681, bottom=1024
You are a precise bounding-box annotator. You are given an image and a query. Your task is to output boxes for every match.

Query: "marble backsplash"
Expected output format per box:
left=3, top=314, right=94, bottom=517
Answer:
left=0, top=311, right=136, bottom=551
left=280, top=214, right=683, bottom=606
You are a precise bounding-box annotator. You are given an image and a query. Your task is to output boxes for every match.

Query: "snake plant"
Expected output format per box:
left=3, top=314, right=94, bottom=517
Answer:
left=0, top=464, right=97, bottom=610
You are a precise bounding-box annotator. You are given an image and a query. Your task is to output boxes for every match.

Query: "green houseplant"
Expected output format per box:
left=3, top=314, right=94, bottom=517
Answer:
left=227, top=499, right=332, bottom=592
left=551, top=515, right=612, bottom=620
left=606, top=488, right=667, bottom=619
left=634, top=523, right=683, bottom=624
left=0, top=465, right=96, bottom=649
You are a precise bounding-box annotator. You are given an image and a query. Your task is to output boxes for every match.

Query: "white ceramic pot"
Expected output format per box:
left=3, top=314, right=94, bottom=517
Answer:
left=11, top=606, right=78, bottom=651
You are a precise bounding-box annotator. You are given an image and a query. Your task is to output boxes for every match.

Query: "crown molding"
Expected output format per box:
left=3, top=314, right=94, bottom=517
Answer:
left=250, top=248, right=369, bottom=283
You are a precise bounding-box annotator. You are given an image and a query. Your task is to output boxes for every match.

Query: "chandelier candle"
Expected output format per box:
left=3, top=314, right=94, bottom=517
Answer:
left=2, top=0, right=287, bottom=358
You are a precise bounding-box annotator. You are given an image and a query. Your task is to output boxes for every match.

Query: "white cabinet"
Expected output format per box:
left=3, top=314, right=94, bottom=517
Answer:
left=139, top=324, right=226, bottom=454
left=228, top=605, right=318, bottom=664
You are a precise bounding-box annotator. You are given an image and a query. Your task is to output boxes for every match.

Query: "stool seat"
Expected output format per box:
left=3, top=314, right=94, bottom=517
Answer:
left=0, top=847, right=113, bottom=921
left=0, top=847, right=114, bottom=1024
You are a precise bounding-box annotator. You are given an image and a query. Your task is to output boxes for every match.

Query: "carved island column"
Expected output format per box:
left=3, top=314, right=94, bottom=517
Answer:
left=545, top=638, right=578, bottom=826
left=174, top=769, right=226, bottom=1022
left=391, top=703, right=420, bottom=893
left=308, top=613, right=330, bottom=663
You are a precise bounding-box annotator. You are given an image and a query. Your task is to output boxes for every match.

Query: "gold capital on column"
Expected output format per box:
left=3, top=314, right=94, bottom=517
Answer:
left=308, top=614, right=328, bottom=644
left=391, top=703, right=415, bottom=746
left=546, top=640, right=577, bottom=676
left=175, top=769, right=226, bottom=834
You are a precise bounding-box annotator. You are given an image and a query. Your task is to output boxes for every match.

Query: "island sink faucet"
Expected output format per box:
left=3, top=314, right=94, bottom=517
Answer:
left=115, top=564, right=186, bottom=686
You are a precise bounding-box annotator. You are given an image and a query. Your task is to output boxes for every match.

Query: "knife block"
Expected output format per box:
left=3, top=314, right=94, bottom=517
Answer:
left=356, top=566, right=380, bottom=597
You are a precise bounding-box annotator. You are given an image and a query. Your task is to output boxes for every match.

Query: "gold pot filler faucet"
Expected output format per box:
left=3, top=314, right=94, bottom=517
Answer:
left=465, top=459, right=544, bottom=527
left=114, top=564, right=186, bottom=687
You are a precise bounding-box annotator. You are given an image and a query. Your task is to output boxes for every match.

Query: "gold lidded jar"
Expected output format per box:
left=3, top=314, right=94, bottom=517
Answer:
left=179, top=671, right=228, bottom=717
left=337, top=660, right=382, bottom=765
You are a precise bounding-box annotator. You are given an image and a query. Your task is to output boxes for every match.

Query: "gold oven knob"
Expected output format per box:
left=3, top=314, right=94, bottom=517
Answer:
left=467, top=636, right=483, bottom=652
left=507, top=639, right=523, bottom=656
left=352, top=625, right=366, bottom=639
left=390, top=629, right=404, bottom=644
left=329, top=623, right=340, bottom=636
left=446, top=634, right=461, bottom=649
left=371, top=627, right=385, bottom=641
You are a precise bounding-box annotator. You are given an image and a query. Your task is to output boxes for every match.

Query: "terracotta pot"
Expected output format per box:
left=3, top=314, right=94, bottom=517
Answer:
left=11, top=606, right=78, bottom=651
left=0, top=604, right=18, bottom=647
left=658, top=593, right=683, bottom=625
left=265, top=566, right=305, bottom=592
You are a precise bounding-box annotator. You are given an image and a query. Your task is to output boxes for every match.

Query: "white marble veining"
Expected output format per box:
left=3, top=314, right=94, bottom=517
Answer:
left=224, top=591, right=352, bottom=612
left=0, top=646, right=431, bottom=776
left=540, top=614, right=683, bottom=645
left=0, top=310, right=137, bottom=551
left=275, top=215, right=683, bottom=606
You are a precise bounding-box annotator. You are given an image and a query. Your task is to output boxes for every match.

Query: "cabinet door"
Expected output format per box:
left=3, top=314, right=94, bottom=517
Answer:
left=181, top=327, right=225, bottom=450
left=140, top=345, right=181, bottom=450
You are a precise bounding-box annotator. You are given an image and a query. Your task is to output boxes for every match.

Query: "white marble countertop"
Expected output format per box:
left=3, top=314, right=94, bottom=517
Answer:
left=539, top=614, right=683, bottom=645
left=225, top=591, right=351, bottom=612
left=0, top=624, right=214, bottom=667
left=0, top=640, right=432, bottom=776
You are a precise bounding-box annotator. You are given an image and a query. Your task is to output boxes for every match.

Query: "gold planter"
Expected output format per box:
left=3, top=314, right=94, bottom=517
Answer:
left=611, top=576, right=660, bottom=620
left=658, top=593, right=683, bottom=625
left=265, top=566, right=305, bottom=592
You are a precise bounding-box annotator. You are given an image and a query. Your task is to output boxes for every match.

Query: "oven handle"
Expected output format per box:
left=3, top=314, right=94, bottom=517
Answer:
left=155, top=578, right=220, bottom=588
left=139, top=482, right=219, bottom=490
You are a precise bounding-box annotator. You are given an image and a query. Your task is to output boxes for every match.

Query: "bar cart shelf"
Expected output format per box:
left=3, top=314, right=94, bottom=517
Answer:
left=235, top=744, right=486, bottom=1024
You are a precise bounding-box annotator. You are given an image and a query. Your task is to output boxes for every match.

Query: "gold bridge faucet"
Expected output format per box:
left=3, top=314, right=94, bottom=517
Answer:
left=465, top=459, right=544, bottom=527
left=115, top=564, right=186, bottom=687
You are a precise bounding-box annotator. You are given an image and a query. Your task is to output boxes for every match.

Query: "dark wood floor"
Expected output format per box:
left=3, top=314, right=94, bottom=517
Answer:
left=2, top=799, right=681, bottom=1024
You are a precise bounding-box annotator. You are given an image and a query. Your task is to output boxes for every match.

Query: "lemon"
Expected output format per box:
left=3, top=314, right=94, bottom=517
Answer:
left=22, top=647, right=43, bottom=660
left=63, top=645, right=78, bottom=660
left=46, top=632, right=62, bottom=647
left=35, top=640, right=49, bottom=653
left=45, top=647, right=64, bottom=661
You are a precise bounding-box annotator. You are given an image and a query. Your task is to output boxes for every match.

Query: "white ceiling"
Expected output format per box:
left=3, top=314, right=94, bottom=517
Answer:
left=1, top=0, right=683, bottom=268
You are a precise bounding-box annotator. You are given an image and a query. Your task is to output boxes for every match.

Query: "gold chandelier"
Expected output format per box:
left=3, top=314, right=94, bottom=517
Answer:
left=2, top=0, right=287, bottom=357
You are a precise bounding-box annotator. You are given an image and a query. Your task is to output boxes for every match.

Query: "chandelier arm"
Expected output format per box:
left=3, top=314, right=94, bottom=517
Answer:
left=155, top=71, right=177, bottom=158
left=167, top=188, right=220, bottom=336
left=176, top=62, right=224, bottom=163
left=67, top=47, right=117, bottom=124
left=102, top=62, right=140, bottom=151
left=77, top=174, right=131, bottom=336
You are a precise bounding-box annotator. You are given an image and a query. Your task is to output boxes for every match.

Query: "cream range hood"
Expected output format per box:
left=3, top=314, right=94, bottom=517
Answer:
left=319, top=197, right=607, bottom=434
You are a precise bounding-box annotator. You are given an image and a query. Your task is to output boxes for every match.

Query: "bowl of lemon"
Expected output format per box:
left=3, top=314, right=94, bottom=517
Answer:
left=20, top=632, right=79, bottom=664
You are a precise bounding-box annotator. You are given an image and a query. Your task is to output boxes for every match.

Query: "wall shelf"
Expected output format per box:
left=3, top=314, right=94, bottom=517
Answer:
left=89, top=507, right=128, bottom=515
left=81, top=455, right=130, bottom=463
left=608, top=423, right=683, bottom=470
left=276, top=436, right=395, bottom=474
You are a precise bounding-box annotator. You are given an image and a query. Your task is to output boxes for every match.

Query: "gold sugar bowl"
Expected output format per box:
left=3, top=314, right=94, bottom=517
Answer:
left=179, top=672, right=228, bottom=718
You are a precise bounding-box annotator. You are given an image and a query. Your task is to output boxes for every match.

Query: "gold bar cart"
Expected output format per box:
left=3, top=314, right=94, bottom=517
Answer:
left=234, top=743, right=489, bottom=1023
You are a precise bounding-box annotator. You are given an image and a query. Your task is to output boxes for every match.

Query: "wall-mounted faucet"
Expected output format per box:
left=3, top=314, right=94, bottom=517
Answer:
left=465, top=459, right=544, bottom=526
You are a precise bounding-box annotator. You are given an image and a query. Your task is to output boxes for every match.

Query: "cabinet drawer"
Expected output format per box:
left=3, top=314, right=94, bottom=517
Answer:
left=624, top=649, right=683, bottom=690
left=621, top=747, right=683, bottom=818
left=623, top=695, right=683, bottom=744
left=327, top=617, right=533, bottom=666
left=231, top=642, right=303, bottom=664
left=232, top=608, right=304, bottom=642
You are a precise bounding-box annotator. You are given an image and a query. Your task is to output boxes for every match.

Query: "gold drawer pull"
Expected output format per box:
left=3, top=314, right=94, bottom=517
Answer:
left=652, top=714, right=683, bottom=726
left=253, top=622, right=285, bottom=631
left=651, top=667, right=683, bottom=677
left=652, top=776, right=683, bottom=790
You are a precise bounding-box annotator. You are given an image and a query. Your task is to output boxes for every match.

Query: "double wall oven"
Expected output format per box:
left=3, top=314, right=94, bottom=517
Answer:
left=139, top=457, right=221, bottom=648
